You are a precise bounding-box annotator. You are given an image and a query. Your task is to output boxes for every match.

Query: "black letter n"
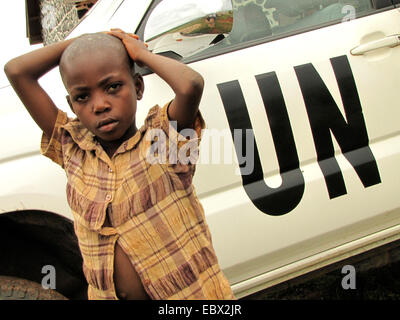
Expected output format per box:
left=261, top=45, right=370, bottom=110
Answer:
left=295, top=55, right=381, bottom=199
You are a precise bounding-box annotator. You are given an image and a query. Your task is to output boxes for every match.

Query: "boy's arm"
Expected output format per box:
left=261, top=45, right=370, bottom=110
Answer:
left=108, top=30, right=204, bottom=131
left=4, top=39, right=75, bottom=138
left=138, top=51, right=204, bottom=131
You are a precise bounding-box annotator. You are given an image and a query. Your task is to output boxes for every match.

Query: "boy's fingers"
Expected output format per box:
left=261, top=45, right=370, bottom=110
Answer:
left=108, top=29, right=128, bottom=39
left=107, top=30, right=126, bottom=40
left=108, top=30, right=141, bottom=42
left=110, top=28, right=125, bottom=33
left=128, top=33, right=139, bottom=40
left=109, top=28, right=139, bottom=39
left=107, top=30, right=124, bottom=36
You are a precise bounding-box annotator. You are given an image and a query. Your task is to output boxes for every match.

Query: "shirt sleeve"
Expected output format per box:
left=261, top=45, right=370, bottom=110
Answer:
left=40, top=109, right=69, bottom=168
left=144, top=101, right=206, bottom=168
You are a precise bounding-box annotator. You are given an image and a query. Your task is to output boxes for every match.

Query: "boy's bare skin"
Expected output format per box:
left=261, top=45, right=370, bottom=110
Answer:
left=4, top=29, right=204, bottom=300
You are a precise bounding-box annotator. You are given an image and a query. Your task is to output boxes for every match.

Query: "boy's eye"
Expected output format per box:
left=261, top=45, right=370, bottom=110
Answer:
left=107, top=83, right=122, bottom=93
left=74, top=94, right=89, bottom=103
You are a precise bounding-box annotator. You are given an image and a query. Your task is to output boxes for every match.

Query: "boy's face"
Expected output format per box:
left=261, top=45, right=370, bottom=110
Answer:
left=62, top=47, right=144, bottom=143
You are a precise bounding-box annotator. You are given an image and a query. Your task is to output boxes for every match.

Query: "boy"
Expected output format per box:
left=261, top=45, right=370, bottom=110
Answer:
left=4, top=30, right=235, bottom=300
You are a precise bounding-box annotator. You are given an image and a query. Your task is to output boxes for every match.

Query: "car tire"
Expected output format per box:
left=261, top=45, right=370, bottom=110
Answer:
left=0, top=276, right=68, bottom=300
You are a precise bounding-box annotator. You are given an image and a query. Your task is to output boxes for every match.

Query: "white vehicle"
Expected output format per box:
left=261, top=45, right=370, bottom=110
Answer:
left=1, top=0, right=400, bottom=299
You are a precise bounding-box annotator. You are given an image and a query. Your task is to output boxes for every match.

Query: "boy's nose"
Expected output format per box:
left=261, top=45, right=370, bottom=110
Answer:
left=92, top=97, right=110, bottom=114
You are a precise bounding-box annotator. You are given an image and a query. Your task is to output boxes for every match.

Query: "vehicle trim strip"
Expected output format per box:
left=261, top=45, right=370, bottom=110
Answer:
left=232, top=223, right=400, bottom=298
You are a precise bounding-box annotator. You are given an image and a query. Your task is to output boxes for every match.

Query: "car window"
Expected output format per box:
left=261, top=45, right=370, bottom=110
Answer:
left=264, top=0, right=373, bottom=38
left=143, top=0, right=375, bottom=61
left=144, top=0, right=234, bottom=59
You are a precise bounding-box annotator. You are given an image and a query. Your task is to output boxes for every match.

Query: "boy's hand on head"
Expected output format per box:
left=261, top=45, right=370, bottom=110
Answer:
left=108, top=28, right=204, bottom=131
left=107, top=29, right=149, bottom=68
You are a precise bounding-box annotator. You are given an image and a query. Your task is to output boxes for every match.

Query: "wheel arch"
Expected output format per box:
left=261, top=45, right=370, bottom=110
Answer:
left=0, top=210, right=87, bottom=299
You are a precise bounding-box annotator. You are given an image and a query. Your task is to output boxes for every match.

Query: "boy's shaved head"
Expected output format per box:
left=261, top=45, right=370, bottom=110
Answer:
left=59, top=33, right=134, bottom=84
left=58, top=32, right=145, bottom=144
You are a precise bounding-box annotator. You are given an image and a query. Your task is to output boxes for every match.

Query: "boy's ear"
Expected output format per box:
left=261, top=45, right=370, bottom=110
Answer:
left=133, top=73, right=144, bottom=100
left=66, top=95, right=76, bottom=114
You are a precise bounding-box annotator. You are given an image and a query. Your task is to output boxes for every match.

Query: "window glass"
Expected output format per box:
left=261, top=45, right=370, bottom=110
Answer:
left=265, top=0, right=373, bottom=37
left=143, top=0, right=375, bottom=60
left=144, top=0, right=233, bottom=58
left=212, top=0, right=374, bottom=47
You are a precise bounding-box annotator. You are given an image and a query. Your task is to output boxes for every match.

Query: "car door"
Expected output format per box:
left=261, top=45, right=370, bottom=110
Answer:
left=122, top=0, right=400, bottom=296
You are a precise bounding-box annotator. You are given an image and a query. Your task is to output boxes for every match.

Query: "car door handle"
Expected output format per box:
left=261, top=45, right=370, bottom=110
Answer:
left=351, top=35, right=400, bottom=55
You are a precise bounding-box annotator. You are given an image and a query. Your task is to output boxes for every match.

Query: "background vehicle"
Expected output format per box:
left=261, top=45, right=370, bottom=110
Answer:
left=1, top=0, right=400, bottom=299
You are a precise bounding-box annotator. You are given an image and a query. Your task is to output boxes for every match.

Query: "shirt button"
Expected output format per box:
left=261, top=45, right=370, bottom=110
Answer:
left=105, top=194, right=112, bottom=201
left=109, top=167, right=113, bottom=173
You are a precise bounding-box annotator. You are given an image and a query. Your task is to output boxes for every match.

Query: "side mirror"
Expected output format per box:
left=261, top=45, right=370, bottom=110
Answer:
left=144, top=0, right=233, bottom=60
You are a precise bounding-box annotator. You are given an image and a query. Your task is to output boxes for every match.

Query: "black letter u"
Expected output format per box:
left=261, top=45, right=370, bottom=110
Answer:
left=217, top=72, right=304, bottom=216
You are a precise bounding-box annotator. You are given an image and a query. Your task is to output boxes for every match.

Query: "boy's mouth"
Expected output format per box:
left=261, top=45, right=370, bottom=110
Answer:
left=97, top=118, right=119, bottom=132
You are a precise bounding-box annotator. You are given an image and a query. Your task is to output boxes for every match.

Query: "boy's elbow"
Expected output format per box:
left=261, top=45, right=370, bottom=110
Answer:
left=193, top=73, right=204, bottom=95
left=4, top=59, right=22, bottom=81
left=183, top=72, right=204, bottom=99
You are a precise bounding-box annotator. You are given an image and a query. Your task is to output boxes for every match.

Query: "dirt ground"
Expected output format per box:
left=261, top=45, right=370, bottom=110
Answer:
left=244, top=239, right=400, bottom=300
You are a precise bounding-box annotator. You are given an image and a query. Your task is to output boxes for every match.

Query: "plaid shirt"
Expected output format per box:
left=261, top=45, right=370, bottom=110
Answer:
left=40, top=102, right=235, bottom=300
